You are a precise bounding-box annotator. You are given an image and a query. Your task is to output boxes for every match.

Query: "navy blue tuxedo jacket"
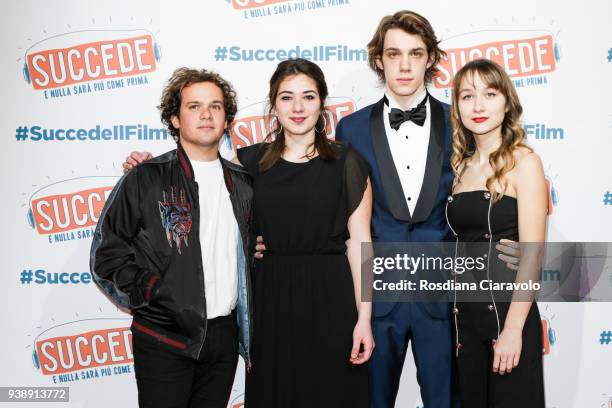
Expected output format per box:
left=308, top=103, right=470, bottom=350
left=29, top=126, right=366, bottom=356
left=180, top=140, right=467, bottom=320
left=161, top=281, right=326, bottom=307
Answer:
left=336, top=95, right=454, bottom=319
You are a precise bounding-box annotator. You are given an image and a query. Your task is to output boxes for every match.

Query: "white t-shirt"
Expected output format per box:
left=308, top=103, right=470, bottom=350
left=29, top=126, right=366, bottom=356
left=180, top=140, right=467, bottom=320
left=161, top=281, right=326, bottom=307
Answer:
left=191, top=158, right=238, bottom=319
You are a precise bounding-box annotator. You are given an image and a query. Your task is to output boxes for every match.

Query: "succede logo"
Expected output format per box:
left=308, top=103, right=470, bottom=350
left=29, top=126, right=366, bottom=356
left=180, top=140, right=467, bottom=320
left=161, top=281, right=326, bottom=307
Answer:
left=31, top=319, right=133, bottom=383
left=226, top=0, right=350, bottom=20
left=27, top=176, right=119, bottom=244
left=540, top=305, right=557, bottom=356
left=22, top=29, right=161, bottom=98
left=229, top=96, right=355, bottom=151
left=230, top=0, right=290, bottom=9
left=433, top=30, right=559, bottom=89
left=545, top=175, right=559, bottom=215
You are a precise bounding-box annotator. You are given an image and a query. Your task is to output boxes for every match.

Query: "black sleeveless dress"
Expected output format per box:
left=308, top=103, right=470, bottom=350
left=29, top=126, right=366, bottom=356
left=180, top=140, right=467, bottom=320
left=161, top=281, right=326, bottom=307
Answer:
left=446, top=190, right=545, bottom=408
left=237, top=142, right=369, bottom=408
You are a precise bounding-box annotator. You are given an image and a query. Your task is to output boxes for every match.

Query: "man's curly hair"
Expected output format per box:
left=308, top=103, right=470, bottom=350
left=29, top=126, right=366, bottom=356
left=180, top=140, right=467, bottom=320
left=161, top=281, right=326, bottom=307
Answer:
left=158, top=68, right=238, bottom=142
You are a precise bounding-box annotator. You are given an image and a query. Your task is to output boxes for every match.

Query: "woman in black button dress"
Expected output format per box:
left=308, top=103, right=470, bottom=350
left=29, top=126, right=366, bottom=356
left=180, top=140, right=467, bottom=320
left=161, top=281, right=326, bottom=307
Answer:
left=445, top=59, right=547, bottom=407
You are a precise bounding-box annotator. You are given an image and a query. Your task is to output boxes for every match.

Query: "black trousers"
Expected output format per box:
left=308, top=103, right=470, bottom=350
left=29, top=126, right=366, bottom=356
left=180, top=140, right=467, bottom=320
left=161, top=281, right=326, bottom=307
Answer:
left=133, top=314, right=239, bottom=408
left=454, top=302, right=545, bottom=408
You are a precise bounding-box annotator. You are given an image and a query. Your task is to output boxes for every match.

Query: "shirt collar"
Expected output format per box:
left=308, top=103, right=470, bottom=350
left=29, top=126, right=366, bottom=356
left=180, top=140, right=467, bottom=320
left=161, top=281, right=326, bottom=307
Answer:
left=190, top=157, right=221, bottom=169
left=384, top=88, right=428, bottom=111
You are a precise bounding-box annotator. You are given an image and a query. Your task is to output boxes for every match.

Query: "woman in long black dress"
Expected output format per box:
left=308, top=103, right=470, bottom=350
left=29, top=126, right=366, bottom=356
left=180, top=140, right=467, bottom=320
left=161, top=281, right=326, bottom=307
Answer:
left=445, top=59, right=547, bottom=407
left=235, top=58, right=373, bottom=407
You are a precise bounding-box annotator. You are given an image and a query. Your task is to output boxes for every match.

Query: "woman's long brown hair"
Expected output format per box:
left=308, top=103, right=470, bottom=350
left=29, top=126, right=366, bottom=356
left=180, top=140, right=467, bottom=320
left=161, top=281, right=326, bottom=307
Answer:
left=258, top=58, right=337, bottom=171
left=450, top=59, right=532, bottom=202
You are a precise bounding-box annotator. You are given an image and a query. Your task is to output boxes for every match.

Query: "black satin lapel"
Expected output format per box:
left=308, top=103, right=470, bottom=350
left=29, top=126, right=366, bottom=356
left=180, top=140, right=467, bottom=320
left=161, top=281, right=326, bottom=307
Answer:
left=370, top=98, right=412, bottom=222
left=412, top=96, right=445, bottom=224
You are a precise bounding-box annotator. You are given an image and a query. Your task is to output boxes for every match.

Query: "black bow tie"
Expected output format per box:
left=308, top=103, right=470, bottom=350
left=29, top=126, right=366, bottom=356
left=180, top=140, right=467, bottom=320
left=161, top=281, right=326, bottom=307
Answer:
left=387, top=94, right=428, bottom=130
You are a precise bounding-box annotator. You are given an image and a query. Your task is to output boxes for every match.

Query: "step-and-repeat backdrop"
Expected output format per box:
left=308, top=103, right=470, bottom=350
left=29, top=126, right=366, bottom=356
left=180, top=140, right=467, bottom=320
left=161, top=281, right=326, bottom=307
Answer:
left=2, top=0, right=611, bottom=407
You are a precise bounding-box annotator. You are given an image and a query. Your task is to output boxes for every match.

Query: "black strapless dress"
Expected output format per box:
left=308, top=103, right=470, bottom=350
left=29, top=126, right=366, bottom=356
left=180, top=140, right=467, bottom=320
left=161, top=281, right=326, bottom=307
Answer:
left=446, top=190, right=545, bottom=408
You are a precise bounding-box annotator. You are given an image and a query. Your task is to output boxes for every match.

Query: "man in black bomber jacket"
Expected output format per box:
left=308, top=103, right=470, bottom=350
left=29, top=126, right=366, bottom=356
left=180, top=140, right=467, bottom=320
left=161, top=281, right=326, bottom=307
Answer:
left=90, top=68, right=253, bottom=408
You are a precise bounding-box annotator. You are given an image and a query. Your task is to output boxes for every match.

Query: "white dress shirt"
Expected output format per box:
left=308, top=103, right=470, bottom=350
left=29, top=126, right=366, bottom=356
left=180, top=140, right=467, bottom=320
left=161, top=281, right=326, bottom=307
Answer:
left=383, top=89, right=431, bottom=215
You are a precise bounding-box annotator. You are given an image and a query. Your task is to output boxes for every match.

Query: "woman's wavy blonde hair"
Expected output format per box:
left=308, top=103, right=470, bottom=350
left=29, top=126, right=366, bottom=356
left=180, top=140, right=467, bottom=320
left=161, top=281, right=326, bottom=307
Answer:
left=450, top=59, right=532, bottom=202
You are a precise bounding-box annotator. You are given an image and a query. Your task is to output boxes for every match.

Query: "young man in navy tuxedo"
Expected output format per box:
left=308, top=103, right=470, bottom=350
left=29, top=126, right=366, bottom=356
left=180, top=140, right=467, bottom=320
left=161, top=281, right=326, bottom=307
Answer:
left=332, top=11, right=456, bottom=407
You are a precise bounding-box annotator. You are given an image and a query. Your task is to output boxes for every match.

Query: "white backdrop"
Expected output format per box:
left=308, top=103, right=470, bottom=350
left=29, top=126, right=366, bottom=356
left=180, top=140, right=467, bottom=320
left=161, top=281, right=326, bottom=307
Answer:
left=2, top=1, right=611, bottom=407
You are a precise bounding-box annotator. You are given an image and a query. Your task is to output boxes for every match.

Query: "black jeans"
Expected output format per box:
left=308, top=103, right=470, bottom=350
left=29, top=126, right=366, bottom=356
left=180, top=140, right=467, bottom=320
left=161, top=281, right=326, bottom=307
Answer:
left=133, top=313, right=239, bottom=408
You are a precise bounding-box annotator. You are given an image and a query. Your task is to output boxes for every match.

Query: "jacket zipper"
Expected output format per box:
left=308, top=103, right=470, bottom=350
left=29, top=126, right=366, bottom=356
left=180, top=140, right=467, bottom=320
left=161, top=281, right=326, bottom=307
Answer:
left=193, top=181, right=208, bottom=360
left=244, top=236, right=254, bottom=372
left=233, top=178, right=254, bottom=371
left=229, top=168, right=254, bottom=371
